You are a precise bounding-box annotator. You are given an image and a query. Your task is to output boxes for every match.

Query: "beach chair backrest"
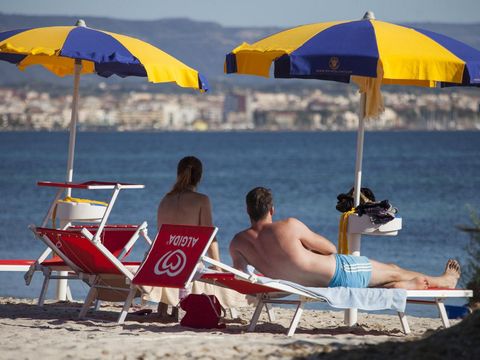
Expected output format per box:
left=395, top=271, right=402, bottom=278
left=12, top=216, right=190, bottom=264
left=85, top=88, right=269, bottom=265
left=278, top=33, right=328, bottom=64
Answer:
left=69, top=224, right=138, bottom=259
left=36, top=227, right=124, bottom=275
left=132, top=224, right=217, bottom=288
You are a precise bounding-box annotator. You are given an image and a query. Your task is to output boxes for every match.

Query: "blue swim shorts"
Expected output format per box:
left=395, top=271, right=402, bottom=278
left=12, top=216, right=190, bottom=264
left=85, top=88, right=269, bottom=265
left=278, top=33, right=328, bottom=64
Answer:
left=328, top=254, right=372, bottom=288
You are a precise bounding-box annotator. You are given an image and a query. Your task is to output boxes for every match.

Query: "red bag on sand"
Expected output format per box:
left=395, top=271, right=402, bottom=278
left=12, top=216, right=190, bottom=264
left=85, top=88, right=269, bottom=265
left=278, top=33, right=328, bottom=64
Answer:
left=180, top=294, right=226, bottom=329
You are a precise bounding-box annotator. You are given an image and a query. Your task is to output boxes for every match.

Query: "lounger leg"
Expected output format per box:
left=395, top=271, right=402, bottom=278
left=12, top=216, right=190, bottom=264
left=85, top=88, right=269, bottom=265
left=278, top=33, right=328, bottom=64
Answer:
left=248, top=297, right=265, bottom=332
left=24, top=265, right=36, bottom=286
left=345, top=308, right=358, bottom=326
left=79, top=287, right=98, bottom=319
left=66, top=285, right=73, bottom=302
left=436, top=300, right=450, bottom=329
left=287, top=302, right=304, bottom=337
left=25, top=241, right=52, bottom=285
left=229, top=307, right=238, bottom=319
left=38, top=270, right=51, bottom=307
left=266, top=303, right=276, bottom=322
left=398, top=312, right=411, bottom=334
left=118, top=288, right=137, bottom=324
left=56, top=272, right=69, bottom=301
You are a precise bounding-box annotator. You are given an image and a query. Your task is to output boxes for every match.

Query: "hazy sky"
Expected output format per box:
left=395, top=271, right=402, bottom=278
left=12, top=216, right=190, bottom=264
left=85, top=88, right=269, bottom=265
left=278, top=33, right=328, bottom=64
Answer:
left=1, top=0, right=479, bottom=27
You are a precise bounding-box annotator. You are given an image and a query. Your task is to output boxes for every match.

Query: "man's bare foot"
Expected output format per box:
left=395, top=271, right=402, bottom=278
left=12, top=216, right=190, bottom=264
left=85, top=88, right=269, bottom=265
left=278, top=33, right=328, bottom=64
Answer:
left=442, top=259, right=461, bottom=289
left=389, top=276, right=429, bottom=290
left=408, top=277, right=429, bottom=290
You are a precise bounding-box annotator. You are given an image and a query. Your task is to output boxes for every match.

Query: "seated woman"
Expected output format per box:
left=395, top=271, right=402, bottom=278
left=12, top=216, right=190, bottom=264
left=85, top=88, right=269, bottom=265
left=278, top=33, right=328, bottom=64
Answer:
left=156, top=156, right=221, bottom=318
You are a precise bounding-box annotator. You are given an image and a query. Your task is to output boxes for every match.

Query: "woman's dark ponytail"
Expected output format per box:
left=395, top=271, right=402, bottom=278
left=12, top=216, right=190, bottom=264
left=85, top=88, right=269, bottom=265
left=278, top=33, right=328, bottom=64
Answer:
left=169, top=156, right=203, bottom=194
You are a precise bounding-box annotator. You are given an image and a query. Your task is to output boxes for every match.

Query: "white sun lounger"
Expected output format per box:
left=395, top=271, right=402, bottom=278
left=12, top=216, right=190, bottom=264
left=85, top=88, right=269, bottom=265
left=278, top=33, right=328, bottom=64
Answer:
left=117, top=224, right=472, bottom=335
left=200, top=259, right=473, bottom=335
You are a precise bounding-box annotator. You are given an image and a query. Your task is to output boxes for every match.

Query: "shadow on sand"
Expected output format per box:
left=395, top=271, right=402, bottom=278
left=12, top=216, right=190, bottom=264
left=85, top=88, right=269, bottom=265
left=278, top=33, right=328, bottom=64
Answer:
left=0, top=300, right=405, bottom=337
left=294, top=310, right=480, bottom=360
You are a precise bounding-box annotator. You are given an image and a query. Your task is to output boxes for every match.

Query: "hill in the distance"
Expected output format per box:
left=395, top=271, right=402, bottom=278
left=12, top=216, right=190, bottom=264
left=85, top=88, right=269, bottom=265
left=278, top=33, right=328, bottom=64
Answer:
left=0, top=12, right=479, bottom=91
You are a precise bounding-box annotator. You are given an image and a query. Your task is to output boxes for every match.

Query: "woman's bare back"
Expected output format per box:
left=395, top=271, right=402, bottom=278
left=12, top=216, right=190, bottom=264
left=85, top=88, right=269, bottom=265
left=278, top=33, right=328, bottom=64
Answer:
left=157, top=191, right=211, bottom=226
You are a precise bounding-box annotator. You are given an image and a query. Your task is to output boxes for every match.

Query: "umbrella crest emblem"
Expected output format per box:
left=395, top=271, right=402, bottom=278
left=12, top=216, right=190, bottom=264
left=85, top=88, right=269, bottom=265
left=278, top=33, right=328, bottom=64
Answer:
left=154, top=249, right=187, bottom=277
left=329, top=57, right=340, bottom=70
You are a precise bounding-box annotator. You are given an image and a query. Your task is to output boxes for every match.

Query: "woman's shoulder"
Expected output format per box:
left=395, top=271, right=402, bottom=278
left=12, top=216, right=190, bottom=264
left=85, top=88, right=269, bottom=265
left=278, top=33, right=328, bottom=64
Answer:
left=161, top=191, right=210, bottom=203
left=192, top=191, right=211, bottom=204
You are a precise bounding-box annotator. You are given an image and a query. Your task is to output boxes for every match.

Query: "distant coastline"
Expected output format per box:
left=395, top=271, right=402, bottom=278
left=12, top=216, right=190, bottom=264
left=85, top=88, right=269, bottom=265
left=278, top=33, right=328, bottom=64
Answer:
left=1, top=86, right=478, bottom=132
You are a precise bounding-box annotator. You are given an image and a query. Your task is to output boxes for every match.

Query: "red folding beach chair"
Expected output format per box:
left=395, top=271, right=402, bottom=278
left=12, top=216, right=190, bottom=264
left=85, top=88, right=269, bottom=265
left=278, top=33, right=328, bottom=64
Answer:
left=23, top=180, right=148, bottom=304
left=33, top=224, right=150, bottom=305
left=32, top=222, right=151, bottom=312
left=118, top=224, right=218, bottom=323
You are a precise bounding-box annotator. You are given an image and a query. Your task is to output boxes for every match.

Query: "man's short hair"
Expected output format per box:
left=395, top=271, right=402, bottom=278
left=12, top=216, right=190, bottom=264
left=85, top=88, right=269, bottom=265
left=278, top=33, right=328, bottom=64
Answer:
left=246, top=187, right=273, bottom=222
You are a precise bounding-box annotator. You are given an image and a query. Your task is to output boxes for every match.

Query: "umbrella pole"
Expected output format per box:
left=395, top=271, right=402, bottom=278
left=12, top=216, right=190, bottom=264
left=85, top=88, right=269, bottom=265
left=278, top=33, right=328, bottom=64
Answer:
left=353, top=92, right=366, bottom=210
left=65, top=59, right=82, bottom=195
left=56, top=59, right=82, bottom=301
left=344, top=92, right=367, bottom=326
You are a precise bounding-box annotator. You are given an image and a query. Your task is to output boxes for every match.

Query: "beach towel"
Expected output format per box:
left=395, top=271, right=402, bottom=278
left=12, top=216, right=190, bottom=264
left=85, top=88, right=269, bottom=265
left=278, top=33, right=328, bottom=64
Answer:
left=258, top=277, right=407, bottom=312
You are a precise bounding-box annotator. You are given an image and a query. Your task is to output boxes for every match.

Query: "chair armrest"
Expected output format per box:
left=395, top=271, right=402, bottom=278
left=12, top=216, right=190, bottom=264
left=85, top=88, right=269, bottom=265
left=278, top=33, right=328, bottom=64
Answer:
left=202, top=256, right=258, bottom=283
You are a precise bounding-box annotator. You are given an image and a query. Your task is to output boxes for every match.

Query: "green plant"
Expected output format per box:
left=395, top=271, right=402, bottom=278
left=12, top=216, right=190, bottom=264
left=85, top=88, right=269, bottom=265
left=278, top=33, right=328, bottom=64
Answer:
left=462, top=208, right=480, bottom=306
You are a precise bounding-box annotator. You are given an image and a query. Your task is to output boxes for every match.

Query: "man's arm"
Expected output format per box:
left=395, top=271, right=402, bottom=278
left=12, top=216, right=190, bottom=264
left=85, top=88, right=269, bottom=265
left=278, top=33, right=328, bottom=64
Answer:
left=291, top=218, right=337, bottom=255
left=229, top=237, right=249, bottom=272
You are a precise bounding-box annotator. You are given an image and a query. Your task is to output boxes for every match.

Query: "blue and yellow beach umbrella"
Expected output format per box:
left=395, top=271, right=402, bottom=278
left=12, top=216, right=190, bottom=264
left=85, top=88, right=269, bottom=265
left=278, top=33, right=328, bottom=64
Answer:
left=226, top=14, right=480, bottom=90
left=0, top=21, right=208, bottom=90
left=0, top=20, right=208, bottom=185
left=226, top=12, right=480, bottom=121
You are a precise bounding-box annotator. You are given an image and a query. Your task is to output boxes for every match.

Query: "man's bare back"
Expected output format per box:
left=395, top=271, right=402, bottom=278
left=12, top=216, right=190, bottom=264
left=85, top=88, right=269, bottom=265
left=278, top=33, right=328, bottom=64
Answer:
left=230, top=217, right=338, bottom=287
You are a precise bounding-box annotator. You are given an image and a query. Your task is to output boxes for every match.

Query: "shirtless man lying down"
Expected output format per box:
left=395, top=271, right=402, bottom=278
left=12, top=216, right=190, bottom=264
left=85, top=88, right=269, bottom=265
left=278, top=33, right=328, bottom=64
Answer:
left=229, top=187, right=461, bottom=290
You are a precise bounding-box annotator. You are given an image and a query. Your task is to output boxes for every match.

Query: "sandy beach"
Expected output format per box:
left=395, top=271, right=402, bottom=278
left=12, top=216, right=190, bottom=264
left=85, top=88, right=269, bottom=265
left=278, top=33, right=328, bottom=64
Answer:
left=0, top=297, right=477, bottom=359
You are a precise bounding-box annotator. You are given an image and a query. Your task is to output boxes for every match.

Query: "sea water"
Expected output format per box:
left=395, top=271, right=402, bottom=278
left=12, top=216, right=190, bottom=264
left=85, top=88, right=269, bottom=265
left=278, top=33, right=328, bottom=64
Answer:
left=0, top=131, right=479, bottom=317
